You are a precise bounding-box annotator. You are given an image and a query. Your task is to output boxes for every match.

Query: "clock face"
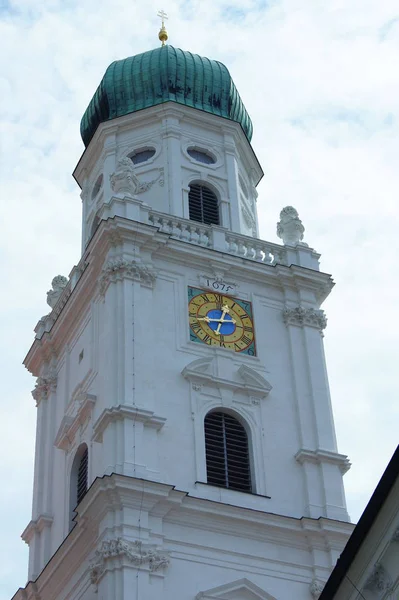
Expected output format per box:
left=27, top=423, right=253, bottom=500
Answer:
left=188, top=286, right=256, bottom=355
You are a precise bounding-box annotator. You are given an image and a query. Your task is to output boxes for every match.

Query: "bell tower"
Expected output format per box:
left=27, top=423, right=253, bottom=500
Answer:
left=15, top=36, right=353, bottom=600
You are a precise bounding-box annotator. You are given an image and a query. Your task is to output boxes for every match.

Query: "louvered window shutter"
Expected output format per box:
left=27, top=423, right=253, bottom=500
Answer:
left=76, top=447, right=88, bottom=505
left=188, top=184, right=220, bottom=225
left=204, top=412, right=252, bottom=492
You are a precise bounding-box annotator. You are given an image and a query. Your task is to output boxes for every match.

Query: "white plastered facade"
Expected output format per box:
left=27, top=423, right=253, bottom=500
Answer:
left=17, top=103, right=353, bottom=600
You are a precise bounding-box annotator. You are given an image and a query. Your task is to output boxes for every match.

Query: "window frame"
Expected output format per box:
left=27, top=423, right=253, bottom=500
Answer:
left=188, top=182, right=220, bottom=226
left=204, top=408, right=254, bottom=494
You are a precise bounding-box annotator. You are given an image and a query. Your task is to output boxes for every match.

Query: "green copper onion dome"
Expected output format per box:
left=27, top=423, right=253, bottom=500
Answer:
left=80, top=45, right=253, bottom=147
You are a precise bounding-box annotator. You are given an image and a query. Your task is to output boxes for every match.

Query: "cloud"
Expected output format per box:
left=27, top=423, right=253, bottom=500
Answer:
left=1, top=0, right=398, bottom=595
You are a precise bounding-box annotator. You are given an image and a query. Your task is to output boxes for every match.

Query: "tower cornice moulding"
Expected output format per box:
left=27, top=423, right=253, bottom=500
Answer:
left=283, top=305, right=327, bottom=332
left=99, top=257, right=157, bottom=295
left=73, top=103, right=263, bottom=187
left=92, top=405, right=166, bottom=443
left=22, top=514, right=53, bottom=545
left=295, top=448, right=351, bottom=474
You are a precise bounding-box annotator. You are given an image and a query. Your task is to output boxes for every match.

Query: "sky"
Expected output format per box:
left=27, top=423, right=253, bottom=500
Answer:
left=1, top=0, right=398, bottom=597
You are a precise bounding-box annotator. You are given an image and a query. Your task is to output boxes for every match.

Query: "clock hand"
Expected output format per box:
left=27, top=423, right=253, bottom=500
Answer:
left=215, top=305, right=229, bottom=335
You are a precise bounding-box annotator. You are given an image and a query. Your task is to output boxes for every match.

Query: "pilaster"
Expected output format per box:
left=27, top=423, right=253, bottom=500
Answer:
left=283, top=305, right=350, bottom=520
left=162, top=115, right=182, bottom=217
left=224, top=133, right=241, bottom=233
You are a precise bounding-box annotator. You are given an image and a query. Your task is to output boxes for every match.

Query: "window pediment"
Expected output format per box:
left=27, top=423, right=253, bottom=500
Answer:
left=182, top=354, right=272, bottom=398
left=197, top=578, right=277, bottom=600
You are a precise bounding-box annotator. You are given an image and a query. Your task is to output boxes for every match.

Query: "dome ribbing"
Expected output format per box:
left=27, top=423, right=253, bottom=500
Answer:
left=80, top=45, right=253, bottom=147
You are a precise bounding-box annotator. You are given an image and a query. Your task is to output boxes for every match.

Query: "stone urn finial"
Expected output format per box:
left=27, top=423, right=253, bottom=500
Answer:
left=47, top=275, right=68, bottom=308
left=277, top=206, right=305, bottom=246
left=110, top=157, right=140, bottom=198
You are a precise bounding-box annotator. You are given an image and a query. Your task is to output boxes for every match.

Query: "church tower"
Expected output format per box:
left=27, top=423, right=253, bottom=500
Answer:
left=15, top=32, right=353, bottom=600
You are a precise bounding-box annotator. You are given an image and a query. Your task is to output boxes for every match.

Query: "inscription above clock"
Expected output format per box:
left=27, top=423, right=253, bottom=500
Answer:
left=188, top=286, right=256, bottom=355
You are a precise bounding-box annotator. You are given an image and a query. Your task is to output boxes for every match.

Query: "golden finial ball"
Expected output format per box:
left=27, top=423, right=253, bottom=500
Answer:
left=158, top=27, right=168, bottom=45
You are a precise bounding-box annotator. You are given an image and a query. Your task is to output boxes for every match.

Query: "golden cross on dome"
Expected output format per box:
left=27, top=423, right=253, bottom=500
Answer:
left=157, top=9, right=169, bottom=45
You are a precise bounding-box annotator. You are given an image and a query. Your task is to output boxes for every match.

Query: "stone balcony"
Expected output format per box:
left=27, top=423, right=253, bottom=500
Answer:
left=145, top=208, right=320, bottom=271
left=35, top=199, right=320, bottom=340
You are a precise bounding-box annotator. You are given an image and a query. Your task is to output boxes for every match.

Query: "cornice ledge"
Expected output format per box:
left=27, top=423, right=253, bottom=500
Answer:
left=22, top=514, right=53, bottom=544
left=90, top=538, right=169, bottom=588
left=54, top=394, right=96, bottom=450
left=295, top=448, right=351, bottom=474
left=275, top=266, right=334, bottom=303
left=283, top=305, right=327, bottom=332
left=99, top=257, right=157, bottom=295
left=182, top=356, right=272, bottom=398
left=93, top=405, right=166, bottom=442
left=16, top=582, right=41, bottom=600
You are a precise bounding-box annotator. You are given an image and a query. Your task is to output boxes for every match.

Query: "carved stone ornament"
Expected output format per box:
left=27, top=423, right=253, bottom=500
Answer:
left=364, top=562, right=393, bottom=594
left=90, top=538, right=169, bottom=587
left=241, top=200, right=256, bottom=230
left=110, top=157, right=163, bottom=197
left=46, top=275, right=68, bottom=309
left=99, top=258, right=157, bottom=295
left=391, top=526, right=399, bottom=542
left=283, top=306, right=327, bottom=332
left=309, top=579, right=324, bottom=599
left=277, top=206, right=305, bottom=246
left=32, top=372, right=57, bottom=405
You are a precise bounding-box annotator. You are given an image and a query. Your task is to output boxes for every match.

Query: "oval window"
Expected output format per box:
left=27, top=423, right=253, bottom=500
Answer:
left=91, top=174, right=103, bottom=200
left=187, top=148, right=216, bottom=165
left=130, top=148, right=156, bottom=165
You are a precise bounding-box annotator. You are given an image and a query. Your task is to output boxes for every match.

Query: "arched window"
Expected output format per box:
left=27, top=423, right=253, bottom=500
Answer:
left=91, top=174, right=103, bottom=200
left=88, top=215, right=100, bottom=244
left=69, top=443, right=88, bottom=529
left=204, top=411, right=252, bottom=493
left=76, top=446, right=88, bottom=505
left=188, top=183, right=220, bottom=225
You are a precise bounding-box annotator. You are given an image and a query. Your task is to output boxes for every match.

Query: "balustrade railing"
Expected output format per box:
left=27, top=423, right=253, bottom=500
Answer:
left=148, top=211, right=287, bottom=266
left=225, top=232, right=287, bottom=265
left=148, top=213, right=212, bottom=247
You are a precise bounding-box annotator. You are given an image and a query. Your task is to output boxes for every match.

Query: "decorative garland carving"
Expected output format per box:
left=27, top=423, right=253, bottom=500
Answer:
left=309, top=579, right=324, bottom=599
left=364, top=563, right=393, bottom=594
left=32, top=372, right=57, bottom=405
left=391, top=526, right=399, bottom=543
left=283, top=306, right=327, bottom=332
left=99, top=258, right=157, bottom=295
left=110, top=157, right=164, bottom=197
left=240, top=201, right=255, bottom=230
left=90, top=538, right=169, bottom=587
